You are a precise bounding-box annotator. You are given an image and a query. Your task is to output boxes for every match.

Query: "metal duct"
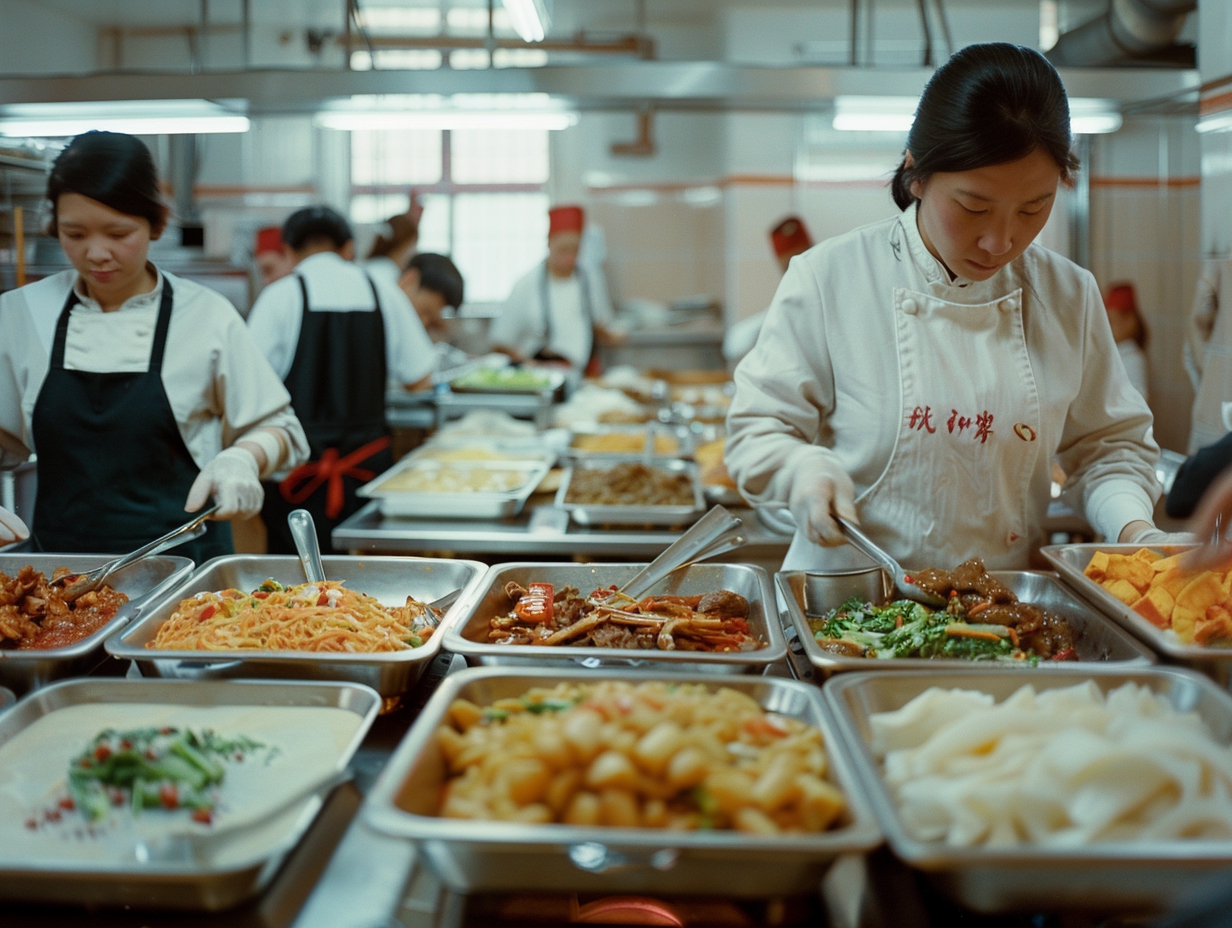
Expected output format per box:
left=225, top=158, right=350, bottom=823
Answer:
left=1046, top=0, right=1195, bottom=68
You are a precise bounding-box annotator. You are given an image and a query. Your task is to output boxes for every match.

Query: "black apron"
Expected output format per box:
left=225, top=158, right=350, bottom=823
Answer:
left=534, top=262, right=596, bottom=368
left=29, top=278, right=232, bottom=563
left=263, top=273, right=392, bottom=555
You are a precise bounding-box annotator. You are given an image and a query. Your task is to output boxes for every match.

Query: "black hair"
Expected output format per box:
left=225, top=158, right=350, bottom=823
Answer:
left=282, top=205, right=353, bottom=251
left=46, top=131, right=168, bottom=236
left=891, top=43, right=1081, bottom=210
left=406, top=252, right=464, bottom=308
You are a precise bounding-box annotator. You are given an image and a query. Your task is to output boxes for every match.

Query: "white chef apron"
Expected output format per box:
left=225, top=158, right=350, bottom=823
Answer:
left=783, top=286, right=1042, bottom=572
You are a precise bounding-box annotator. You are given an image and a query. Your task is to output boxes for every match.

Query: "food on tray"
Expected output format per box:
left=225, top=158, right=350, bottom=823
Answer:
left=415, top=447, right=534, bottom=464
left=490, top=581, right=764, bottom=652
left=0, top=566, right=128, bottom=651
left=376, top=464, right=530, bottom=494
left=450, top=368, right=555, bottom=393
left=870, top=681, right=1232, bottom=846
left=65, top=727, right=265, bottom=826
left=563, top=462, right=694, bottom=507
left=571, top=432, right=679, bottom=455
left=148, top=579, right=439, bottom=653
left=810, top=558, right=1076, bottom=662
left=436, top=680, right=846, bottom=834
left=1084, top=548, right=1232, bottom=647
left=694, top=439, right=738, bottom=490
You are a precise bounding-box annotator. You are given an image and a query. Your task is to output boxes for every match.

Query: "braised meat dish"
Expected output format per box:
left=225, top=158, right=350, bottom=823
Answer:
left=0, top=566, right=128, bottom=650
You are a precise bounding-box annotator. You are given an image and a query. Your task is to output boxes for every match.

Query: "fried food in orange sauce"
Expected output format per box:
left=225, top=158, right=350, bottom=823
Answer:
left=0, top=566, right=128, bottom=650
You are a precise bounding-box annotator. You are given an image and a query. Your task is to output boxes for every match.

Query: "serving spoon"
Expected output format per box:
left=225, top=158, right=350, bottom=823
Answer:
left=615, top=504, right=747, bottom=602
left=834, top=515, right=946, bottom=608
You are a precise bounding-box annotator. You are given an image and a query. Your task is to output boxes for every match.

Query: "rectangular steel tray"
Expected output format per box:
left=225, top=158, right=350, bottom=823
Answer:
left=555, top=456, right=706, bottom=526
left=824, top=666, right=1232, bottom=914
left=362, top=666, right=882, bottom=896
left=443, top=561, right=786, bottom=673
left=0, top=677, right=380, bottom=910
left=106, top=555, right=487, bottom=698
left=448, top=367, right=567, bottom=395
left=566, top=424, right=694, bottom=460
left=0, top=554, right=194, bottom=694
left=357, top=457, right=552, bottom=519
left=777, top=568, right=1156, bottom=678
left=1040, top=543, right=1227, bottom=669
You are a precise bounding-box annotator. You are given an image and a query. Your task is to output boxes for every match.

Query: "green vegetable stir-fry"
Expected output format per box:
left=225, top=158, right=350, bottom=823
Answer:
left=450, top=368, right=555, bottom=393
left=67, top=727, right=264, bottom=825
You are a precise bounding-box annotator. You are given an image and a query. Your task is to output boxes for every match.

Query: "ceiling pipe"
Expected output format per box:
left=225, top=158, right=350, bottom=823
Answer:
left=611, top=106, right=655, bottom=157
left=1046, top=0, right=1195, bottom=68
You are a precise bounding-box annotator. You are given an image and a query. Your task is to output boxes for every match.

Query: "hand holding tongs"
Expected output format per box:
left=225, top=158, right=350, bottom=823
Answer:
left=616, top=505, right=747, bottom=602
left=834, top=515, right=946, bottom=608
left=54, top=505, right=219, bottom=602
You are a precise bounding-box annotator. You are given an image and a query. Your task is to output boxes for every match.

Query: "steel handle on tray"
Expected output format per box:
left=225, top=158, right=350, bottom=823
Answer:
left=568, top=842, right=680, bottom=874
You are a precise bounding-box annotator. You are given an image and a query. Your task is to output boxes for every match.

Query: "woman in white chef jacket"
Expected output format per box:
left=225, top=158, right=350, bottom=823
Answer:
left=0, top=131, right=309, bottom=561
left=726, top=43, right=1176, bottom=572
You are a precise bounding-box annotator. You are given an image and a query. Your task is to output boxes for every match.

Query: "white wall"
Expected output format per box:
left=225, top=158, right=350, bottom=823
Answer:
left=0, top=1, right=96, bottom=74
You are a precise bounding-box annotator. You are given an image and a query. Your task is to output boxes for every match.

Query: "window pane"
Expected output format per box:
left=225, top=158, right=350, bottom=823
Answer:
left=350, top=193, right=410, bottom=225
left=351, top=129, right=442, bottom=186
left=452, top=192, right=550, bottom=302
left=451, top=129, right=549, bottom=184
left=416, top=193, right=452, bottom=255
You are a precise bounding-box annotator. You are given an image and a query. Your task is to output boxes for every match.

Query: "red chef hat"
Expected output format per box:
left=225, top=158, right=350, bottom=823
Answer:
left=770, top=216, right=812, bottom=260
left=255, top=226, right=284, bottom=256
left=548, top=205, right=585, bottom=237
left=1104, top=282, right=1138, bottom=314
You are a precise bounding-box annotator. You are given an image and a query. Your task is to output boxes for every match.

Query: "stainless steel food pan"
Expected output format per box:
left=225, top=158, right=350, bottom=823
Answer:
left=824, top=666, right=1232, bottom=914
left=362, top=666, right=881, bottom=896
left=106, top=555, right=487, bottom=698
left=777, top=568, right=1156, bottom=678
left=1041, top=543, right=1225, bottom=669
left=566, top=424, right=695, bottom=460
left=0, top=554, right=194, bottom=694
left=443, top=562, right=785, bottom=673
left=556, top=456, right=706, bottom=526
left=358, top=457, right=551, bottom=519
left=0, top=677, right=379, bottom=910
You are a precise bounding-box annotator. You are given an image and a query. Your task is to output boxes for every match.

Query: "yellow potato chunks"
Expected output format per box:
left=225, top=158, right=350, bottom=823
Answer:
left=751, top=754, right=803, bottom=812
left=1084, top=550, right=1111, bottom=582
left=665, top=746, right=709, bottom=790
left=1103, top=578, right=1143, bottom=606
left=704, top=768, right=755, bottom=816
left=1132, top=586, right=1175, bottom=629
left=1155, top=567, right=1195, bottom=600
left=564, top=791, right=601, bottom=826
left=797, top=774, right=847, bottom=831
left=598, top=789, right=640, bottom=827
left=734, top=806, right=780, bottom=835
left=500, top=758, right=552, bottom=805
left=586, top=750, right=639, bottom=791
left=1173, top=573, right=1226, bottom=644
left=633, top=722, right=684, bottom=775
left=1133, top=547, right=1162, bottom=563
left=1104, top=555, right=1155, bottom=593
left=1151, top=553, right=1186, bottom=574
left=1195, top=605, right=1232, bottom=646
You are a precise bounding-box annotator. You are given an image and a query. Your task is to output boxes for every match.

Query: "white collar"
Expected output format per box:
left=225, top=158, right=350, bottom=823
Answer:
left=72, top=264, right=164, bottom=314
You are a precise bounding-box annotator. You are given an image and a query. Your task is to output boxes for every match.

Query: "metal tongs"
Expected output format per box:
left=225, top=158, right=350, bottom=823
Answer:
left=835, top=515, right=946, bottom=607
left=615, top=505, right=747, bottom=602
left=54, top=505, right=219, bottom=602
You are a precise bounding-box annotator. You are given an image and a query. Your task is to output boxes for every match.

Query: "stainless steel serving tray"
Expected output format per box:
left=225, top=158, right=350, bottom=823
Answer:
left=555, top=456, right=706, bottom=526
left=0, top=677, right=380, bottom=910
left=443, top=562, right=785, bottom=673
left=566, top=424, right=695, bottom=460
left=777, top=568, right=1156, bottom=678
left=824, top=666, right=1232, bottom=914
left=0, top=554, right=194, bottom=694
left=448, top=367, right=567, bottom=395
left=1040, top=543, right=1226, bottom=669
left=363, top=666, right=882, bottom=896
left=106, top=555, right=487, bottom=698
left=357, top=456, right=552, bottom=519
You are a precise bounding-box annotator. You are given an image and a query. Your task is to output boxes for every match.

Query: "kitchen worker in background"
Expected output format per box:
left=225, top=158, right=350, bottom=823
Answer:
left=363, top=198, right=422, bottom=290
left=400, top=252, right=463, bottom=341
left=723, top=215, right=815, bottom=363
left=247, top=206, right=436, bottom=555
left=727, top=43, right=1175, bottom=573
left=0, top=131, right=307, bottom=561
left=0, top=506, right=28, bottom=546
left=1104, top=282, right=1149, bottom=402
left=489, top=204, right=620, bottom=372
left=1186, top=258, right=1232, bottom=454
left=254, top=226, right=294, bottom=290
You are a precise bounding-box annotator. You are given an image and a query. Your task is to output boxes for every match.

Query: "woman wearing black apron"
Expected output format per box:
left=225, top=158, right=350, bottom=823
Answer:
left=0, top=132, right=308, bottom=562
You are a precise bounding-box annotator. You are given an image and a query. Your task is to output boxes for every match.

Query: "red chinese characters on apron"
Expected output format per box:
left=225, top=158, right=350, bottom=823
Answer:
left=783, top=286, right=1042, bottom=572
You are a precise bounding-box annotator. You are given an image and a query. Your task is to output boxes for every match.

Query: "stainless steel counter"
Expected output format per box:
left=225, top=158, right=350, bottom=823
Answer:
left=386, top=388, right=559, bottom=430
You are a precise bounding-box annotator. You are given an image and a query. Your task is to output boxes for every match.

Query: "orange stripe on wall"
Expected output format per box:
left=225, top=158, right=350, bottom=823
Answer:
left=1089, top=176, right=1201, bottom=188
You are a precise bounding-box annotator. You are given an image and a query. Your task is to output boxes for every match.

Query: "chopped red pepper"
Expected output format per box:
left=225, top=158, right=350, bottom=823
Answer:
left=253, top=591, right=269, bottom=600
left=58, top=797, right=75, bottom=811
left=93, top=744, right=111, bottom=763
left=199, top=604, right=217, bottom=621
left=191, top=808, right=213, bottom=825
left=1049, top=648, right=1077, bottom=662
left=515, top=583, right=555, bottom=624
left=159, top=783, right=179, bottom=810
left=317, top=592, right=330, bottom=606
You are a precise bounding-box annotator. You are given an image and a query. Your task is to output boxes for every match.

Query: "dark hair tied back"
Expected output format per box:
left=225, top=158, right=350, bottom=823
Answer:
left=47, top=131, right=168, bottom=236
left=891, top=43, right=1080, bottom=210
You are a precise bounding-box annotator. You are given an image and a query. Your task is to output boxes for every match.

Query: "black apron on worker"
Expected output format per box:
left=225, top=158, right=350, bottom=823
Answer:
left=263, top=273, right=392, bottom=555
left=533, top=262, right=597, bottom=370
left=29, top=278, right=232, bottom=563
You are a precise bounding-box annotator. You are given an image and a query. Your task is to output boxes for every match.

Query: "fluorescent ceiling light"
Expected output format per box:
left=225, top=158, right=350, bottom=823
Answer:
left=0, top=99, right=248, bottom=137
left=502, top=0, right=550, bottom=42
left=316, top=111, right=576, bottom=131
left=1197, top=111, right=1232, bottom=134
left=833, top=96, right=917, bottom=133
left=1068, top=98, right=1121, bottom=135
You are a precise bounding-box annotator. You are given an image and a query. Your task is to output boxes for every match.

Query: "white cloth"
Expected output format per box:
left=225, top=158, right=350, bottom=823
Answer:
left=362, top=255, right=403, bottom=290
left=0, top=267, right=309, bottom=478
left=726, top=204, right=1160, bottom=571
left=247, top=251, right=435, bottom=386
left=488, top=261, right=614, bottom=369
left=723, top=310, right=766, bottom=363
left=1116, top=339, right=1149, bottom=402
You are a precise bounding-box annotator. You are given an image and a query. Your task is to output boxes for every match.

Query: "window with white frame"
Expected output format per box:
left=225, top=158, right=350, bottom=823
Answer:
left=349, top=128, right=550, bottom=304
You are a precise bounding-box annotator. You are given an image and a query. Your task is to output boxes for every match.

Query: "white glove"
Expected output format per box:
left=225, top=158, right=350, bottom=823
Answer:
left=0, top=505, right=29, bottom=544
left=1128, top=527, right=1198, bottom=546
left=185, top=447, right=264, bottom=520
left=787, top=457, right=858, bottom=547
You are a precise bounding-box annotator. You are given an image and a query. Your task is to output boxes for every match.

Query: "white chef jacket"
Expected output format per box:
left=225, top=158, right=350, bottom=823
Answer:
left=1117, top=340, right=1149, bottom=402
left=247, top=251, right=436, bottom=386
left=726, top=204, right=1160, bottom=565
left=489, top=261, right=614, bottom=369
left=0, top=267, right=309, bottom=476
left=362, top=255, right=403, bottom=290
